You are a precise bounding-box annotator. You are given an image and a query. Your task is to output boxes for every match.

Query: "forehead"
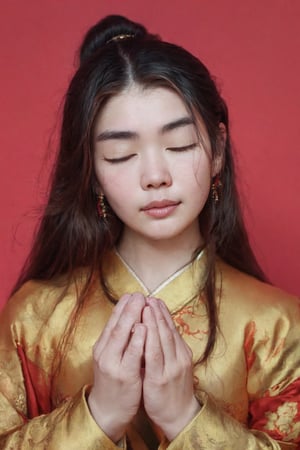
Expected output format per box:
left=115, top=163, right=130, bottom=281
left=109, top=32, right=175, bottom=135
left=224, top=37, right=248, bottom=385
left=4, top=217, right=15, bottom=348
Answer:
left=95, top=85, right=192, bottom=132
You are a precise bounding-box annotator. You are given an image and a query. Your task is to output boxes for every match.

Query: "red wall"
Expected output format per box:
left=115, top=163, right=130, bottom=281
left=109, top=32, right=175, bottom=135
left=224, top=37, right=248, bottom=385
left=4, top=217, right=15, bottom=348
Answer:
left=1, top=0, right=299, bottom=307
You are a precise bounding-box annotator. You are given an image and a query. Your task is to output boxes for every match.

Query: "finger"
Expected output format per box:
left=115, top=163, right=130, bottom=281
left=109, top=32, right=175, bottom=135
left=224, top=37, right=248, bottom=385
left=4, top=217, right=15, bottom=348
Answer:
left=143, top=304, right=164, bottom=375
left=94, top=293, right=145, bottom=360
left=101, top=294, right=146, bottom=363
left=148, top=298, right=176, bottom=365
left=157, top=299, right=176, bottom=330
left=158, top=299, right=193, bottom=360
left=93, top=293, right=131, bottom=357
left=122, top=323, right=146, bottom=375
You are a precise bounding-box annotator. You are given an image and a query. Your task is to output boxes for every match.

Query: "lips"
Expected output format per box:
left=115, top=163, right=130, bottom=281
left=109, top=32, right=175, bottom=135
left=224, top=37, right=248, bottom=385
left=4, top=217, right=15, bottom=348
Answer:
left=141, top=199, right=181, bottom=218
left=141, top=200, right=180, bottom=211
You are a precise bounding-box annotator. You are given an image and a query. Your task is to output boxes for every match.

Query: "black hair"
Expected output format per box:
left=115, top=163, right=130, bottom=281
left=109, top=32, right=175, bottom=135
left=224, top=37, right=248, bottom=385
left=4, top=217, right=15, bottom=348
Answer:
left=14, top=15, right=264, bottom=363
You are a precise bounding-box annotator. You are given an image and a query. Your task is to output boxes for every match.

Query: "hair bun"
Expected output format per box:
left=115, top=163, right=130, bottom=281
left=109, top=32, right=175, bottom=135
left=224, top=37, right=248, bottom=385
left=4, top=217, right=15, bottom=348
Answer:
left=79, top=15, right=149, bottom=65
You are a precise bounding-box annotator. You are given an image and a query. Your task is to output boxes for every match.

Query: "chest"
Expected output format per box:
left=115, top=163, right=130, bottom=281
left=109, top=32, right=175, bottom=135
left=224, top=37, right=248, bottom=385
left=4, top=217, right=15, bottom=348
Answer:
left=51, top=299, right=250, bottom=425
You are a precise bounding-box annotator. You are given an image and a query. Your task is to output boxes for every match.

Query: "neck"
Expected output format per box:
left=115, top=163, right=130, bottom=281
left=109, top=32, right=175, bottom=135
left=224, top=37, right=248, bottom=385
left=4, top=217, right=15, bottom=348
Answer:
left=117, top=229, right=203, bottom=292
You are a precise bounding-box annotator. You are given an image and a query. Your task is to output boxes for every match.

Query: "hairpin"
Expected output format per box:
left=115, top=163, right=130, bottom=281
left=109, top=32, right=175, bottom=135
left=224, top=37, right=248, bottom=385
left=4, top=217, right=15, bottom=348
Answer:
left=106, top=34, right=135, bottom=44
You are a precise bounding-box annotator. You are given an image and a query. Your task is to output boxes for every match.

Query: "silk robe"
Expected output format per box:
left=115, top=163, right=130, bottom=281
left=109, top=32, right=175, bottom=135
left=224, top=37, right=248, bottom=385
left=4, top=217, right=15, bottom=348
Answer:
left=0, top=251, right=299, bottom=449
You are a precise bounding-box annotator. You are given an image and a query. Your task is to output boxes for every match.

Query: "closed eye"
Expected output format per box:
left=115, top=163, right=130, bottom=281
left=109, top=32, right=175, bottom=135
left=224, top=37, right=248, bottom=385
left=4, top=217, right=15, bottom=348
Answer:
left=167, top=143, right=198, bottom=152
left=104, top=154, right=136, bottom=163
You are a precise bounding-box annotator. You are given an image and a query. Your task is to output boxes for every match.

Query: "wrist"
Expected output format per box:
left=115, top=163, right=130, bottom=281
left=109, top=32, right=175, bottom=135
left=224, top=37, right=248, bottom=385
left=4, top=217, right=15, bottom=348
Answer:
left=163, top=397, right=201, bottom=441
left=87, top=391, right=126, bottom=443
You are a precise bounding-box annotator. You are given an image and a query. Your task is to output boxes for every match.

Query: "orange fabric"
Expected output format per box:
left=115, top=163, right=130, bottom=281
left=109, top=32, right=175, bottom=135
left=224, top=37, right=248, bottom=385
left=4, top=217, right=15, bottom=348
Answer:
left=249, top=378, right=300, bottom=442
left=16, top=343, right=52, bottom=418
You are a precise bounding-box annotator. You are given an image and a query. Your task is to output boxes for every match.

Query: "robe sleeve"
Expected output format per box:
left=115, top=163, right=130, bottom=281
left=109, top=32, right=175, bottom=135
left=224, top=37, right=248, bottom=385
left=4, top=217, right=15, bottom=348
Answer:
left=158, top=296, right=300, bottom=450
left=0, top=288, right=125, bottom=450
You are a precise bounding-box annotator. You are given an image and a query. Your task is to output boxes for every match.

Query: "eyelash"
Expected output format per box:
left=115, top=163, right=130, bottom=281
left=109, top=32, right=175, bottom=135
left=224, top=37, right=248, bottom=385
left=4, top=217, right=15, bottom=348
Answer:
left=104, top=143, right=197, bottom=163
left=104, top=155, right=135, bottom=164
left=167, top=143, right=197, bottom=152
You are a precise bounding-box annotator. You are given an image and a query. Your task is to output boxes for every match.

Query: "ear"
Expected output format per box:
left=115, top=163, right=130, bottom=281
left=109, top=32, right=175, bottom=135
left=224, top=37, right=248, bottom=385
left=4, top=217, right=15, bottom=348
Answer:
left=211, top=122, right=227, bottom=177
left=93, top=179, right=103, bottom=196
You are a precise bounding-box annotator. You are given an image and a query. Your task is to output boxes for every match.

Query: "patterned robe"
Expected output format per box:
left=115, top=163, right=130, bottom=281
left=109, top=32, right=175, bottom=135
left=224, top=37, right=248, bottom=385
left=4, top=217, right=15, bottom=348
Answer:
left=0, top=250, right=299, bottom=449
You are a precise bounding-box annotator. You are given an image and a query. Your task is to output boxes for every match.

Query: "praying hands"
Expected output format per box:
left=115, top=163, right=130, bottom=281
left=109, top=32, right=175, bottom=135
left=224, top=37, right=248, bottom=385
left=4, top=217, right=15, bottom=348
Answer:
left=88, top=293, right=200, bottom=443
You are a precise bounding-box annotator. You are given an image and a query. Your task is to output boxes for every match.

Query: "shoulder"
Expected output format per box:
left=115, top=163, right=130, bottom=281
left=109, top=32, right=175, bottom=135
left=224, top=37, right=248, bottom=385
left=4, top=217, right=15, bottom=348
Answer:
left=5, top=277, right=75, bottom=321
left=216, top=259, right=300, bottom=327
left=0, top=269, right=101, bottom=339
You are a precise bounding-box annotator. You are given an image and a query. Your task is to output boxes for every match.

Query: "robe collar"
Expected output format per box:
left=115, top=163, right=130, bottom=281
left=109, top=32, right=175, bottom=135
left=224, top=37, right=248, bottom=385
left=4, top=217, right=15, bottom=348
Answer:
left=103, top=249, right=206, bottom=314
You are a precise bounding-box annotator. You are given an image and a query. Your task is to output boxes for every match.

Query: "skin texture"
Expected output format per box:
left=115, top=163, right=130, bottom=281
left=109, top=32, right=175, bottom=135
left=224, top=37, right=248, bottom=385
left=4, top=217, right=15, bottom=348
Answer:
left=88, top=84, right=220, bottom=442
left=142, top=297, right=200, bottom=440
left=93, top=85, right=216, bottom=247
left=88, top=294, right=200, bottom=442
left=89, top=293, right=147, bottom=442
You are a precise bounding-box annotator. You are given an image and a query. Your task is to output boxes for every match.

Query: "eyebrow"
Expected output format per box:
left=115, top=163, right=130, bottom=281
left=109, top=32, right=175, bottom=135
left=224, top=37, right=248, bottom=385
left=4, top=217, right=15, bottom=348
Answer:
left=95, top=116, right=195, bottom=142
left=96, top=130, right=138, bottom=142
left=161, top=116, right=195, bottom=133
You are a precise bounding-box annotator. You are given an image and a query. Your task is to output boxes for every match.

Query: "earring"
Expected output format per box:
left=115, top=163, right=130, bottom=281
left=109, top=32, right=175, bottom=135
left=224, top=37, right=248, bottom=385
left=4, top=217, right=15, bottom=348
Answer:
left=97, top=193, right=107, bottom=219
left=211, top=176, right=223, bottom=203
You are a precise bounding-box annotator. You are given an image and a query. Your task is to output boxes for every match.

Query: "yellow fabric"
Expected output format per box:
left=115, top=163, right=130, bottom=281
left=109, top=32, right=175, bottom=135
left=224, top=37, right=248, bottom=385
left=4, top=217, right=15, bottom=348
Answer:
left=0, top=251, right=299, bottom=449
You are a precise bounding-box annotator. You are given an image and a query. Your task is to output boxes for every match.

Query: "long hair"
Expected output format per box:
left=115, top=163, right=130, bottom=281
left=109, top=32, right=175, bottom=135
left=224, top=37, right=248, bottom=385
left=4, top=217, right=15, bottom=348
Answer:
left=13, top=15, right=264, bottom=362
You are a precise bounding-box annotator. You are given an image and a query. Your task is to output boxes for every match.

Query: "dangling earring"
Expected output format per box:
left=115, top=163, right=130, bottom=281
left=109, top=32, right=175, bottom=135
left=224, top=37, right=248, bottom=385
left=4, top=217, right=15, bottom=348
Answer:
left=211, top=175, right=223, bottom=203
left=97, top=193, right=107, bottom=219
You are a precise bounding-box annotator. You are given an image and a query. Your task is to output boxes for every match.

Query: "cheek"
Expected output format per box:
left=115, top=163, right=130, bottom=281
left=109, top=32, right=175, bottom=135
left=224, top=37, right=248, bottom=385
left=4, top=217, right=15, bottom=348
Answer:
left=194, top=164, right=212, bottom=189
left=99, top=172, right=132, bottom=207
left=180, top=152, right=212, bottom=190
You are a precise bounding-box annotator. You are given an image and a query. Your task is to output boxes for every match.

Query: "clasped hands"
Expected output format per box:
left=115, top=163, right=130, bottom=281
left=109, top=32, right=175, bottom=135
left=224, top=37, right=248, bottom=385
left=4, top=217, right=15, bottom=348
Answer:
left=88, top=292, right=200, bottom=443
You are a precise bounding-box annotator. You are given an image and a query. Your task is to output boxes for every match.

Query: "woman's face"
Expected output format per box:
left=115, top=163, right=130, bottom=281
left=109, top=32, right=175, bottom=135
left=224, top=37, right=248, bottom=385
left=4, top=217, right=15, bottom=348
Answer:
left=93, top=84, right=219, bottom=247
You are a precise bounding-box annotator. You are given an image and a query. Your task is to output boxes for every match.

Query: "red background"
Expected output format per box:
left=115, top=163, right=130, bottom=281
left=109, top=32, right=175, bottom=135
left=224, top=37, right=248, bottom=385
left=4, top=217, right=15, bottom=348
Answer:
left=0, top=0, right=299, bottom=308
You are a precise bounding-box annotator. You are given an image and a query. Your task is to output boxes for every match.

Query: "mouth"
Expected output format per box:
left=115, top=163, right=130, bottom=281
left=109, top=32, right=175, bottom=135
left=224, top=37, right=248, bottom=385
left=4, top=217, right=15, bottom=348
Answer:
left=142, top=200, right=180, bottom=210
left=141, top=200, right=181, bottom=218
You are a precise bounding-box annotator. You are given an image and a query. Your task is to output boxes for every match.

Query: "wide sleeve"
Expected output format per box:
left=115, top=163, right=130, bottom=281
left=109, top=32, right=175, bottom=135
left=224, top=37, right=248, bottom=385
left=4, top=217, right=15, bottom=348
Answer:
left=158, top=295, right=300, bottom=450
left=0, top=284, right=125, bottom=449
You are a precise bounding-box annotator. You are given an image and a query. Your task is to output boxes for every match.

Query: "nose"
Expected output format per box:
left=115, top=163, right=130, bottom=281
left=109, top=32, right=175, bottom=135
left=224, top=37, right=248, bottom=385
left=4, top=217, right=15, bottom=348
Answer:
left=140, top=150, right=172, bottom=190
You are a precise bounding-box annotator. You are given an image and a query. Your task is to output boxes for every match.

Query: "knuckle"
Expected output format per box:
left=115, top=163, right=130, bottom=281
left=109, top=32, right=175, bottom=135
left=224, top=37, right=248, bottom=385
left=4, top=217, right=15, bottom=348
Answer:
left=97, top=355, right=109, bottom=372
left=158, top=314, right=165, bottom=324
left=181, top=358, right=193, bottom=373
left=97, top=358, right=119, bottom=379
left=129, top=337, right=143, bottom=352
left=165, top=329, right=173, bottom=342
left=126, top=341, right=141, bottom=358
left=111, top=326, right=121, bottom=339
left=152, top=350, right=162, bottom=362
left=171, top=366, right=182, bottom=379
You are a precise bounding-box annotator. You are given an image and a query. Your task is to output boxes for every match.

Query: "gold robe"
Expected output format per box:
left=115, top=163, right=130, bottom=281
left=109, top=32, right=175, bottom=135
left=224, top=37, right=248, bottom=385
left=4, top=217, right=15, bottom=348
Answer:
left=0, top=251, right=299, bottom=449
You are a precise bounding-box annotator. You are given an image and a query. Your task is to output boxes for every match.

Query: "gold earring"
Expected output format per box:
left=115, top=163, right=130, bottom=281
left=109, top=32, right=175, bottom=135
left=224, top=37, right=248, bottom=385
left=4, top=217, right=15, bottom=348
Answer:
left=97, top=193, right=107, bottom=219
left=211, top=176, right=223, bottom=203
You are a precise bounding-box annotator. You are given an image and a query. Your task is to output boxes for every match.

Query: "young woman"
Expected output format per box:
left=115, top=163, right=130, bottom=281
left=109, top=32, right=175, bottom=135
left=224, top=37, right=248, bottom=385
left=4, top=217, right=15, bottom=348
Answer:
left=0, top=15, right=299, bottom=449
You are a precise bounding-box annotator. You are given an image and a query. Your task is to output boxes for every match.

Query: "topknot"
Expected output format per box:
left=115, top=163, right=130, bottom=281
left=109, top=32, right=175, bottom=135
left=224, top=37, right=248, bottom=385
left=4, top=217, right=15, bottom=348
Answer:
left=79, top=15, right=152, bottom=65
